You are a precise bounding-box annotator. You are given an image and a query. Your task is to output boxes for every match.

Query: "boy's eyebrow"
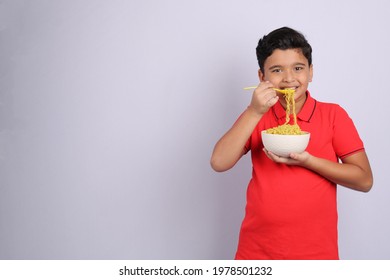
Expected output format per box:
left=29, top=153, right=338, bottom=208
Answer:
left=293, top=62, right=307, bottom=67
left=268, top=62, right=307, bottom=70
left=268, top=65, right=282, bottom=70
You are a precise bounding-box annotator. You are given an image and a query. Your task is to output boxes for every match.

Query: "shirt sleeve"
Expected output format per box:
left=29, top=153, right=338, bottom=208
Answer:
left=332, top=105, right=364, bottom=158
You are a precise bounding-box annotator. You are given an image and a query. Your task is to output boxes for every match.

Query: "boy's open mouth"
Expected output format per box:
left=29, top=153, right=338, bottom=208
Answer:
left=281, top=86, right=298, bottom=90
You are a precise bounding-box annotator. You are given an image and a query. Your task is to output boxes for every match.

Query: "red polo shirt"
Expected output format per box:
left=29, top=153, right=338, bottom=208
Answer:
left=235, top=91, right=364, bottom=260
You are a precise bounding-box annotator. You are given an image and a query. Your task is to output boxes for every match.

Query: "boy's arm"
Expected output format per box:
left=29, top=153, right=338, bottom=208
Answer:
left=210, top=107, right=261, bottom=172
left=264, top=150, right=373, bottom=192
left=210, top=82, right=278, bottom=172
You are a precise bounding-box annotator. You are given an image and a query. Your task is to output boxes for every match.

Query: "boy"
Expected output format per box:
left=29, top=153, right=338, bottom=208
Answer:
left=210, top=27, right=373, bottom=260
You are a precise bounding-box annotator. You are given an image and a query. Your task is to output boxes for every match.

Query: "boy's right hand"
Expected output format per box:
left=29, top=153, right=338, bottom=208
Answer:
left=247, top=81, right=279, bottom=116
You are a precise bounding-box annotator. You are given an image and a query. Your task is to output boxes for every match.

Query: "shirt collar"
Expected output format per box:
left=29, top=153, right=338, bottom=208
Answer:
left=272, top=91, right=316, bottom=123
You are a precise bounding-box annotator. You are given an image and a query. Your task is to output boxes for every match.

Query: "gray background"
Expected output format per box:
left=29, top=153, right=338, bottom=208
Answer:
left=0, top=0, right=389, bottom=259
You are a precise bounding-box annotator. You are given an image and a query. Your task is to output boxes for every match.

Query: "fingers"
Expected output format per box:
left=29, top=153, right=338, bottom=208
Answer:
left=250, top=81, right=278, bottom=115
left=263, top=149, right=289, bottom=163
left=263, top=149, right=310, bottom=166
left=258, top=81, right=278, bottom=105
left=267, top=95, right=279, bottom=107
left=289, top=153, right=299, bottom=160
left=256, top=80, right=273, bottom=90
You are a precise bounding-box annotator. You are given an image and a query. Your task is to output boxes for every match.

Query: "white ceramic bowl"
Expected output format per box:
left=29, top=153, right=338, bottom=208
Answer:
left=261, top=130, right=310, bottom=157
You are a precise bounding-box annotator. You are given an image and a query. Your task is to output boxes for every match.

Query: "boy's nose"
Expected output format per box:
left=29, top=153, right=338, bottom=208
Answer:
left=283, top=69, right=296, bottom=82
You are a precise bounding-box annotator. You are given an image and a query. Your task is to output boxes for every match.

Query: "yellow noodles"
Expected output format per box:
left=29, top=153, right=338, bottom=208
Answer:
left=266, top=124, right=302, bottom=135
left=266, top=88, right=304, bottom=135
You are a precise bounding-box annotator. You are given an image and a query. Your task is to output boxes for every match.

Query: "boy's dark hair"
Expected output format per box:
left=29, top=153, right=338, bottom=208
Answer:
left=256, top=27, right=312, bottom=73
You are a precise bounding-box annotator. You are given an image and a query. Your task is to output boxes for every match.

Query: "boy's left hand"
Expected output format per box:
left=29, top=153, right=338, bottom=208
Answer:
left=263, top=148, right=311, bottom=166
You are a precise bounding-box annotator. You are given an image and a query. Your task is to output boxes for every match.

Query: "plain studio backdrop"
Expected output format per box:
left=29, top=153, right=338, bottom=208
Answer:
left=0, top=0, right=389, bottom=259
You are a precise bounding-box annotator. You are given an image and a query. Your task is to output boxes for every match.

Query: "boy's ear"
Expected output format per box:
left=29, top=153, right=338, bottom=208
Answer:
left=258, top=69, right=265, bottom=81
left=309, top=64, right=313, bottom=82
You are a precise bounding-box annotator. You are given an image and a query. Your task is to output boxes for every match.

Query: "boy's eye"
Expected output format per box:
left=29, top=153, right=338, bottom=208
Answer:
left=295, top=66, right=304, bottom=71
left=271, top=68, right=282, bottom=73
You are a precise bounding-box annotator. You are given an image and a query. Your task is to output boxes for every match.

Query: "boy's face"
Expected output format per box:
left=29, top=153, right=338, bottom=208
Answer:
left=259, top=48, right=313, bottom=106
